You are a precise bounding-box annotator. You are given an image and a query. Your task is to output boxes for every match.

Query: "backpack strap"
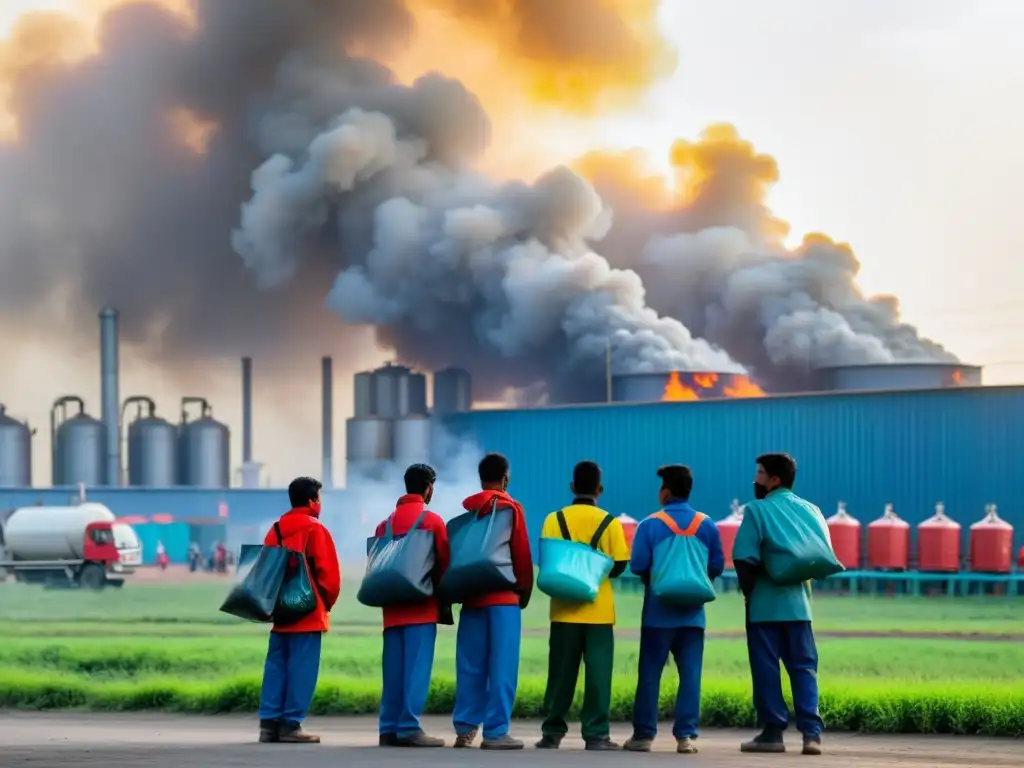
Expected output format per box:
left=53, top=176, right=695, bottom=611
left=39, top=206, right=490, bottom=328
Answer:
left=273, top=522, right=284, bottom=545
left=555, top=509, right=571, bottom=540
left=651, top=510, right=706, bottom=537
left=589, top=513, right=615, bottom=550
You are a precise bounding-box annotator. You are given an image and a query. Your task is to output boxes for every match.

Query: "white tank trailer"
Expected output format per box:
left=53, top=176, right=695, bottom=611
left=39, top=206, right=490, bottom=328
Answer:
left=0, top=503, right=141, bottom=589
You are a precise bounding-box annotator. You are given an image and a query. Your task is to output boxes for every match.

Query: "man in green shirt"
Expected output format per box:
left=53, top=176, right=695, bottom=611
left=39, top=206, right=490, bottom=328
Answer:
left=732, top=453, right=825, bottom=756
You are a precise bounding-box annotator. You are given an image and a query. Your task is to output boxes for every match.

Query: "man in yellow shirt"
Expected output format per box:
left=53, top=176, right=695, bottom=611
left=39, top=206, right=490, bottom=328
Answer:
left=536, top=461, right=630, bottom=751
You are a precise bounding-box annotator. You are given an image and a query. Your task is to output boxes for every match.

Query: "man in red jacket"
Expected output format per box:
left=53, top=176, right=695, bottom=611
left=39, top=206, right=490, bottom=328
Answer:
left=452, top=453, right=534, bottom=750
left=376, top=463, right=451, bottom=748
left=258, top=476, right=341, bottom=745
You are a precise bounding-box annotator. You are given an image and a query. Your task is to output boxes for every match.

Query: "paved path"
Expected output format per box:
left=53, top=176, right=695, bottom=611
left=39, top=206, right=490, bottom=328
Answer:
left=1, top=713, right=1019, bottom=767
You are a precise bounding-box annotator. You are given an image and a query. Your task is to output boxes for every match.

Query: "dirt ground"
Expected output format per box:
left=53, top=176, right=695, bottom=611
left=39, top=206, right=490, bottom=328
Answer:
left=0, top=713, right=1019, bottom=768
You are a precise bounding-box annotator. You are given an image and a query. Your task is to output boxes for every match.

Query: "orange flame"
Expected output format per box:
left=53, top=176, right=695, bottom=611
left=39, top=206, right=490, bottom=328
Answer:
left=662, top=371, right=699, bottom=402
left=723, top=374, right=766, bottom=399
left=951, top=369, right=963, bottom=385
left=692, top=372, right=719, bottom=389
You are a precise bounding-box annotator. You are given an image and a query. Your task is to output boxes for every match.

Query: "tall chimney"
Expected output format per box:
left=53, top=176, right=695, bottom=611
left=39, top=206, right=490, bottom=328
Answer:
left=241, top=357, right=253, bottom=464
left=321, top=356, right=333, bottom=488
left=99, top=307, right=120, bottom=486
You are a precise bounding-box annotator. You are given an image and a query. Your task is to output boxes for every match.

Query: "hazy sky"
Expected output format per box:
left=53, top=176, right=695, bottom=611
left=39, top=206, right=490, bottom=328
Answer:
left=1, top=0, right=1022, bottom=485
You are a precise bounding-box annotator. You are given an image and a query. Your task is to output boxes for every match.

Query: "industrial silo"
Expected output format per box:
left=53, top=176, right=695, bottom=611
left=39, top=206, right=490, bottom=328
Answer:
left=51, top=396, right=105, bottom=486
left=124, top=397, right=177, bottom=487
left=398, top=370, right=428, bottom=417
left=0, top=405, right=32, bottom=487
left=178, top=397, right=230, bottom=488
left=393, top=416, right=431, bottom=464
left=345, top=417, right=393, bottom=463
left=433, top=367, right=472, bottom=414
left=611, top=370, right=757, bottom=403
left=816, top=362, right=983, bottom=392
left=353, top=371, right=375, bottom=418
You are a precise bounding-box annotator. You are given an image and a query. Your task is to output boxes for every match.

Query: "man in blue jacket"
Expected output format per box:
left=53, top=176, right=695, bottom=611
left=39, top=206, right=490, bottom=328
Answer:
left=623, top=465, right=725, bottom=754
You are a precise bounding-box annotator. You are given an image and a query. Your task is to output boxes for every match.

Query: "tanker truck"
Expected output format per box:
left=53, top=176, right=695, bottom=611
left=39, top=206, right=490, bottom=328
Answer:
left=0, top=503, right=142, bottom=589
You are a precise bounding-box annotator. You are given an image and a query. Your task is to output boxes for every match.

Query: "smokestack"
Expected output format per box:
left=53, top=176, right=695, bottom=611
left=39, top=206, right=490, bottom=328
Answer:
left=321, top=356, right=333, bottom=489
left=241, top=357, right=253, bottom=464
left=99, top=307, right=120, bottom=486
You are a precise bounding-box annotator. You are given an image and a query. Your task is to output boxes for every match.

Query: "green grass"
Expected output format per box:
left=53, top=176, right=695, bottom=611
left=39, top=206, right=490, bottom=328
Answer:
left=1, top=580, right=1023, bottom=735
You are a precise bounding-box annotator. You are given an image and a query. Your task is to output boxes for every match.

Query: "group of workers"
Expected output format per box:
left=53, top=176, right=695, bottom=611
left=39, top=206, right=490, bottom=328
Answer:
left=255, top=452, right=828, bottom=756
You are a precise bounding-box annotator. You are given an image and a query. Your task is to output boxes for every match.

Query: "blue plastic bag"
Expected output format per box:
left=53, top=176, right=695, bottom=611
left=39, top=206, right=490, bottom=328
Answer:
left=439, top=499, right=517, bottom=603
left=537, top=510, right=615, bottom=602
left=649, top=511, right=717, bottom=607
left=358, top=511, right=437, bottom=607
left=744, top=492, right=844, bottom=586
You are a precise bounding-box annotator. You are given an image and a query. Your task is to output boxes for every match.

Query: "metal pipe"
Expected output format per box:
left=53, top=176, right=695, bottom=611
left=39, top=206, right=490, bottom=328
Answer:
left=180, top=396, right=211, bottom=423
left=241, top=357, right=253, bottom=464
left=99, top=307, right=120, bottom=486
left=321, top=356, right=333, bottom=488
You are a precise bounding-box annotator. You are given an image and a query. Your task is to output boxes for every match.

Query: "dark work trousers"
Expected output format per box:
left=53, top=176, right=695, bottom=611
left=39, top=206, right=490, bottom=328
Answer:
left=257, top=631, right=323, bottom=725
left=746, top=621, right=824, bottom=738
left=380, top=623, right=438, bottom=738
left=453, top=605, right=522, bottom=740
left=631, top=626, right=705, bottom=740
left=540, top=622, right=614, bottom=741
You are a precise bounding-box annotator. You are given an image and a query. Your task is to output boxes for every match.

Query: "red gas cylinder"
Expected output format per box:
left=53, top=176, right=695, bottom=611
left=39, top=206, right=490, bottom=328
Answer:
left=716, top=500, right=744, bottom=569
left=619, top=514, right=638, bottom=552
left=969, top=504, right=1013, bottom=574
left=867, top=504, right=910, bottom=570
left=917, top=503, right=961, bottom=572
left=826, top=502, right=861, bottom=569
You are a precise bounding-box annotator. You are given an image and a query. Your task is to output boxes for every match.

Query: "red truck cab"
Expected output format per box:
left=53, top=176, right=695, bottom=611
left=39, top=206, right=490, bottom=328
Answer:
left=83, top=522, right=121, bottom=566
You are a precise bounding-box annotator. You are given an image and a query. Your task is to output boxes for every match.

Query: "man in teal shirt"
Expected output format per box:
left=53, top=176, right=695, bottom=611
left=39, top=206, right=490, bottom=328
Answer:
left=732, top=453, right=825, bottom=756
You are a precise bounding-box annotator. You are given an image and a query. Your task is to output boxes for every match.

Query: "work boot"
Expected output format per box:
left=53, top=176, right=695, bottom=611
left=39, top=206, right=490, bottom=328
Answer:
left=378, top=733, right=399, bottom=747
left=258, top=719, right=280, bottom=743
left=453, top=728, right=477, bottom=748
left=585, top=737, right=621, bottom=751
left=676, top=737, right=699, bottom=754
left=534, top=735, right=562, bottom=749
left=481, top=734, right=524, bottom=750
left=395, top=731, right=445, bottom=747
left=740, top=727, right=785, bottom=753
left=802, top=736, right=823, bottom=756
left=622, top=736, right=653, bottom=752
left=278, top=722, right=320, bottom=744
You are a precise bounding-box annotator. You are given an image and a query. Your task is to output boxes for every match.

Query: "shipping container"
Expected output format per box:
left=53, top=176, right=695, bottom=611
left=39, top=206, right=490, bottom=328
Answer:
left=442, top=386, right=1023, bottom=546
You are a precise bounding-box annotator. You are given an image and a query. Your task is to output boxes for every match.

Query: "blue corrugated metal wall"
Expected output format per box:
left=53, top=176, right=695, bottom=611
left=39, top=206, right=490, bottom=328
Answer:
left=133, top=522, right=191, bottom=565
left=442, top=386, right=1024, bottom=550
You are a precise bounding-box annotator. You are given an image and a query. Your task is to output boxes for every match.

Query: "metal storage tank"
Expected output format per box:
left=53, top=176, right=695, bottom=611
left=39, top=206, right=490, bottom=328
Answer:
left=392, top=416, right=431, bottom=464
left=371, top=363, right=408, bottom=418
left=51, top=396, right=105, bottom=486
left=867, top=504, right=910, bottom=570
left=3, top=502, right=116, bottom=560
left=178, top=398, right=230, bottom=488
left=433, top=367, right=473, bottom=414
left=716, top=500, right=745, bottom=570
left=816, top=362, right=982, bottom=393
left=969, top=504, right=1013, bottom=574
left=353, top=371, right=375, bottom=418
left=345, top=417, right=393, bottom=463
left=398, top=371, right=428, bottom=417
left=612, top=371, right=762, bottom=403
left=0, top=405, right=32, bottom=487
left=917, top=503, right=961, bottom=572
left=826, top=502, right=862, bottom=569
left=125, top=397, right=177, bottom=487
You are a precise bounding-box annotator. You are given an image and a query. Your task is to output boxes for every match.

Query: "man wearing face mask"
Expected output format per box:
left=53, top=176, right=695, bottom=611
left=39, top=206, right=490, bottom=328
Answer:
left=732, top=453, right=826, bottom=756
left=258, top=476, right=341, bottom=745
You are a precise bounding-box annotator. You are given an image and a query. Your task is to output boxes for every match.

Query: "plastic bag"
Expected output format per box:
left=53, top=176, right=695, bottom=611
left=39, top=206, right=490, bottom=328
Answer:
left=219, top=541, right=289, bottom=622
left=537, top=510, right=615, bottom=602
left=758, top=494, right=844, bottom=585
left=358, top=511, right=437, bottom=607
left=649, top=511, right=716, bottom=606
left=440, top=499, right=517, bottom=603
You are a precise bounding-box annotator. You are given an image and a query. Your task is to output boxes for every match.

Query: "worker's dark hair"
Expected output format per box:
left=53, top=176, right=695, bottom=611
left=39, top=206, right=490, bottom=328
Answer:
left=288, top=476, right=322, bottom=508
left=657, top=464, right=694, bottom=500
left=757, top=453, right=797, bottom=489
left=572, top=460, right=602, bottom=497
left=404, top=463, right=437, bottom=496
left=478, top=453, right=509, bottom=486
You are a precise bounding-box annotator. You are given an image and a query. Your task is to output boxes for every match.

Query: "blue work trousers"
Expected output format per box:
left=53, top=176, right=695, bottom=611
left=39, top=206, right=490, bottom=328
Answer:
left=380, top=623, right=438, bottom=738
left=746, top=621, right=824, bottom=738
left=452, top=605, right=522, bottom=740
left=258, top=631, right=323, bottom=724
left=631, top=626, right=704, bottom=740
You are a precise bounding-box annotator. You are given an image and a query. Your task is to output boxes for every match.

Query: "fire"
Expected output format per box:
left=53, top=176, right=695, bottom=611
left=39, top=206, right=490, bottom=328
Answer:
left=662, top=371, right=699, bottom=402
left=951, top=369, right=963, bottom=385
left=723, top=374, right=766, bottom=399
left=692, top=372, right=719, bottom=389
